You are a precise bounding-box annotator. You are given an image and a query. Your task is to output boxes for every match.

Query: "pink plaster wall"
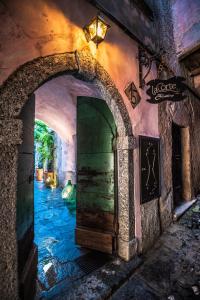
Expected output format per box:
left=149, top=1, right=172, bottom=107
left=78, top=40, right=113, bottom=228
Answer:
left=0, top=0, right=158, bottom=137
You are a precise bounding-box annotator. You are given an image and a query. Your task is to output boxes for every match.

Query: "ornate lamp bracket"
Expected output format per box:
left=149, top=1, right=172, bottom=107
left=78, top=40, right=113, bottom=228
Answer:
left=138, top=46, right=159, bottom=88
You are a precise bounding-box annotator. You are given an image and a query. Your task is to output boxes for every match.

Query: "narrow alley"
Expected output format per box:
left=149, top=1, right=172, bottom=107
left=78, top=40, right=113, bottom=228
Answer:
left=1, top=1, right=200, bottom=300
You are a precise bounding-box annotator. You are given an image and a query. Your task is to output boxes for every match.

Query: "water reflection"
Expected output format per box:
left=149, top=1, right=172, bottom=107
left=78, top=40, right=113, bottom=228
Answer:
left=34, top=180, right=89, bottom=299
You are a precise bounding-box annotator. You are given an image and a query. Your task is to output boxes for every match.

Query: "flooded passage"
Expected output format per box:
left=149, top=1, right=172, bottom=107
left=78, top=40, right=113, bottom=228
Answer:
left=34, top=181, right=110, bottom=299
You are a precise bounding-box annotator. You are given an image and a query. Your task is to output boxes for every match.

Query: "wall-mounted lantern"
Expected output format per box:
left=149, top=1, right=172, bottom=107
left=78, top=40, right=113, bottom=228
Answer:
left=83, top=14, right=110, bottom=48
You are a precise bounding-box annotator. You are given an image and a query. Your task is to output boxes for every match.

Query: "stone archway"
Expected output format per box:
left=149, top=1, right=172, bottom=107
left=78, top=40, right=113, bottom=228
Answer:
left=0, top=49, right=136, bottom=299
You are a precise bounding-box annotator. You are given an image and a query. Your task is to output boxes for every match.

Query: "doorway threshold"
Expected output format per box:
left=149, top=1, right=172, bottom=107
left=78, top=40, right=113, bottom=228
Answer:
left=173, top=198, right=197, bottom=221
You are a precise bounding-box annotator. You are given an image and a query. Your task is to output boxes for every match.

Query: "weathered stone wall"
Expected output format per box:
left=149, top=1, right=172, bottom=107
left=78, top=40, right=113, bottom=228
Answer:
left=134, top=0, right=174, bottom=251
left=152, top=0, right=200, bottom=234
left=0, top=120, right=22, bottom=300
left=138, top=0, right=200, bottom=251
left=188, top=99, right=200, bottom=196
left=141, top=198, right=161, bottom=252
left=171, top=0, right=200, bottom=55
left=151, top=1, right=180, bottom=234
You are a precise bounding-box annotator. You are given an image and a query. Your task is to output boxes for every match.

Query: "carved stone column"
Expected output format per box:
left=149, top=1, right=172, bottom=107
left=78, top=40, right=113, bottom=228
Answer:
left=0, top=119, right=22, bottom=300
left=117, top=135, right=137, bottom=261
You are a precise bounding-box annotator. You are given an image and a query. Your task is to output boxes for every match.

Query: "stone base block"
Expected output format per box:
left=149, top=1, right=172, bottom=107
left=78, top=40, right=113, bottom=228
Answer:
left=118, top=238, right=138, bottom=261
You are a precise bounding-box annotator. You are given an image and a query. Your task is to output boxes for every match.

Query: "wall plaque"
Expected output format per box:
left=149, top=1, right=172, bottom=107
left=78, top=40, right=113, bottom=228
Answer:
left=139, top=136, right=160, bottom=204
left=124, top=81, right=141, bottom=108
left=146, top=76, right=187, bottom=104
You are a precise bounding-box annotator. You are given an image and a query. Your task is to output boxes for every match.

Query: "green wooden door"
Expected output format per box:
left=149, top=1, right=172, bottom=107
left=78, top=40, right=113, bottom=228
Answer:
left=76, top=97, right=117, bottom=254
left=17, top=94, right=37, bottom=300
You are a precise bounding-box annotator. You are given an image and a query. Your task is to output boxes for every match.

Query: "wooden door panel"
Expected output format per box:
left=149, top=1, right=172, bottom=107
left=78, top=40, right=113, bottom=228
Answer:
left=17, top=154, right=34, bottom=185
left=17, top=94, right=37, bottom=300
left=76, top=97, right=117, bottom=254
left=76, top=227, right=113, bottom=254
left=17, top=94, right=35, bottom=241
left=76, top=210, right=114, bottom=232
left=77, top=193, right=114, bottom=212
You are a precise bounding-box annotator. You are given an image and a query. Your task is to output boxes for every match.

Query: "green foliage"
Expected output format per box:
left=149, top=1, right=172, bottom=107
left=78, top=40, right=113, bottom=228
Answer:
left=34, top=119, right=55, bottom=169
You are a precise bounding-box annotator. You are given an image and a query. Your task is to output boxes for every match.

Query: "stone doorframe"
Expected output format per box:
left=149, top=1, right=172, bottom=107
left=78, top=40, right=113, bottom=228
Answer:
left=0, top=49, right=136, bottom=299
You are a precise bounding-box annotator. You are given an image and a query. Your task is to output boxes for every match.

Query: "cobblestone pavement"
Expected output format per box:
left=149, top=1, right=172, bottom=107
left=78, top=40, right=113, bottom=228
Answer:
left=110, top=200, right=200, bottom=300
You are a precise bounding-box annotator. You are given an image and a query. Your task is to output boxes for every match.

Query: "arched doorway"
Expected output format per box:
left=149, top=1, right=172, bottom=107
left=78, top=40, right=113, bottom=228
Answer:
left=0, top=50, right=136, bottom=300
left=17, top=85, right=119, bottom=298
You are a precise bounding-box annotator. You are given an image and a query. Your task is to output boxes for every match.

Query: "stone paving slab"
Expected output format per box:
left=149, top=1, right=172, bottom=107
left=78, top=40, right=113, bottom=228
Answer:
left=111, top=275, right=161, bottom=300
left=53, top=256, right=143, bottom=300
left=110, top=200, right=200, bottom=300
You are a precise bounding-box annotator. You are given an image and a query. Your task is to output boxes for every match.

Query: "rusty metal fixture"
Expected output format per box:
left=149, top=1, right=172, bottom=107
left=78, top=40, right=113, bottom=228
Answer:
left=138, top=46, right=176, bottom=87
left=138, top=46, right=159, bottom=88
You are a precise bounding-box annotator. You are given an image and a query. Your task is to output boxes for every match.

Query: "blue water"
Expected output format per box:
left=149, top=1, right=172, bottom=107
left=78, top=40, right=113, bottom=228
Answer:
left=34, top=181, right=89, bottom=298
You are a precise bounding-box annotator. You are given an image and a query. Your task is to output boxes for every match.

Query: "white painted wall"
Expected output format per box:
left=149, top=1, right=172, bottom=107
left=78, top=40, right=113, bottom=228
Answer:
left=35, top=74, right=101, bottom=185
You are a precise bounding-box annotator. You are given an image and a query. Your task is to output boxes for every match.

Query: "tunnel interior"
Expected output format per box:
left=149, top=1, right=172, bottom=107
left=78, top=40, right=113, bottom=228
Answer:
left=16, top=75, right=117, bottom=299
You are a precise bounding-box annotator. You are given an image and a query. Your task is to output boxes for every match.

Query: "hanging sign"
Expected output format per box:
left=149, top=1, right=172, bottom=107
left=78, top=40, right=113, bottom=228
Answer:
left=146, top=76, right=187, bottom=104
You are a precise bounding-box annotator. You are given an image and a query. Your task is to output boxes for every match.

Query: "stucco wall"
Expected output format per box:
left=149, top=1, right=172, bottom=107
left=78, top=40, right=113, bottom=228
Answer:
left=0, top=0, right=158, bottom=137
left=91, top=0, right=157, bottom=51
left=171, top=0, right=200, bottom=55
left=54, top=133, right=76, bottom=186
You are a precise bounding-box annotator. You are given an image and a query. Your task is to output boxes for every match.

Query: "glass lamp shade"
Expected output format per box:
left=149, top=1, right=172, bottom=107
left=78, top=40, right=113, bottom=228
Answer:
left=83, top=15, right=110, bottom=47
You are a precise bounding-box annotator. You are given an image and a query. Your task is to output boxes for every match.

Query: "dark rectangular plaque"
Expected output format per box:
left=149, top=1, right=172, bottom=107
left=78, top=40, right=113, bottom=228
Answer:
left=139, top=136, right=160, bottom=204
